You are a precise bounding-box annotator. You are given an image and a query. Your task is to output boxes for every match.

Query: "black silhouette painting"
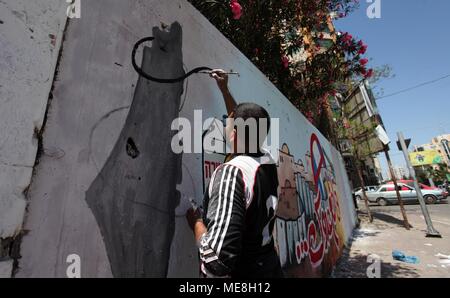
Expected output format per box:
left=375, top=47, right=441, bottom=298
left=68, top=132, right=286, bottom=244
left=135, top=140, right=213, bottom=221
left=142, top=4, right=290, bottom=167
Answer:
left=86, top=22, right=185, bottom=277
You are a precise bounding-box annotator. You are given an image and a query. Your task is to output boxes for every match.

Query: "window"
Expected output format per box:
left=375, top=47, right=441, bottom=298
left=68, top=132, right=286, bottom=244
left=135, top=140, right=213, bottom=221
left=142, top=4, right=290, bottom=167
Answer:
left=379, top=187, right=387, bottom=192
left=400, top=184, right=412, bottom=190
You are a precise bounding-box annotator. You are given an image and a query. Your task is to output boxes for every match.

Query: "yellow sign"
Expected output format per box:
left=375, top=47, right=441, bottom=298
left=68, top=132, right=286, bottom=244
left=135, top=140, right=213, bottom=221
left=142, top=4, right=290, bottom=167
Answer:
left=409, top=151, right=443, bottom=166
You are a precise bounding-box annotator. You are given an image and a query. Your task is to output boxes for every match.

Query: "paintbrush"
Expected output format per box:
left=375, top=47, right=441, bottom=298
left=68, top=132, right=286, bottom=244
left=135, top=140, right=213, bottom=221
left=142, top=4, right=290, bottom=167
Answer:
left=198, top=71, right=240, bottom=77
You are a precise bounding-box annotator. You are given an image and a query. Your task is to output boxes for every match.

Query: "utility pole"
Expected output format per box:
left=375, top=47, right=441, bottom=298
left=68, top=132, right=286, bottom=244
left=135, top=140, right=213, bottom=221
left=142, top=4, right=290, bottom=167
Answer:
left=371, top=110, right=410, bottom=229
left=398, top=132, right=441, bottom=238
left=384, top=146, right=411, bottom=230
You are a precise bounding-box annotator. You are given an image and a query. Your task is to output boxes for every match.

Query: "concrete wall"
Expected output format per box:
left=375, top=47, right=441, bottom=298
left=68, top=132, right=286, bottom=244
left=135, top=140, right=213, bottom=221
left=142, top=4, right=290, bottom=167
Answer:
left=0, top=0, right=68, bottom=276
left=4, top=0, right=357, bottom=277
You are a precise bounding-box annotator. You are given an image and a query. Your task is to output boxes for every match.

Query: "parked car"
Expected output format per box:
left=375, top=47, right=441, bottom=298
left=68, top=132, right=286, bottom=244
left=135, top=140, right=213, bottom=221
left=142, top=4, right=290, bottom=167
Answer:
left=387, top=180, right=434, bottom=189
left=387, top=180, right=448, bottom=199
left=438, top=184, right=450, bottom=198
left=366, top=183, right=445, bottom=206
left=353, top=186, right=379, bottom=201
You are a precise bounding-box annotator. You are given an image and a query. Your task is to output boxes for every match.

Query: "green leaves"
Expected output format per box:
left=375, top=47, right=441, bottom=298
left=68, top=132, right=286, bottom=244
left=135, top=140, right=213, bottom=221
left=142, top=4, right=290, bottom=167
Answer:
left=189, top=0, right=364, bottom=134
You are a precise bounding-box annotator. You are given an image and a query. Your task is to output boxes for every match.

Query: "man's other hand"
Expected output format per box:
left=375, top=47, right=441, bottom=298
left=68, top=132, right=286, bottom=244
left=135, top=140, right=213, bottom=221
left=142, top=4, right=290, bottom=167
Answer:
left=186, top=207, right=203, bottom=232
left=210, top=69, right=229, bottom=92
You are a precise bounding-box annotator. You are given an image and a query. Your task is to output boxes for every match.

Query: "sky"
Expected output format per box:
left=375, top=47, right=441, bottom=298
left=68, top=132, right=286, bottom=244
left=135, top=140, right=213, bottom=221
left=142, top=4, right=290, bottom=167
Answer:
left=334, top=0, right=450, bottom=178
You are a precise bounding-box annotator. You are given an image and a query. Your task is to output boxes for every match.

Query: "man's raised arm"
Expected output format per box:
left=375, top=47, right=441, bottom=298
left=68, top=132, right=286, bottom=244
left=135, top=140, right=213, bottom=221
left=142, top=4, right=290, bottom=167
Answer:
left=210, top=69, right=237, bottom=116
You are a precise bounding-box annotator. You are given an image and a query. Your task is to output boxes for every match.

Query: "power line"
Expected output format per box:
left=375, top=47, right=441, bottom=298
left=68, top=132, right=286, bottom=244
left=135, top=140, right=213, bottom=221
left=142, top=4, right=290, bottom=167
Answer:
left=376, top=73, right=450, bottom=100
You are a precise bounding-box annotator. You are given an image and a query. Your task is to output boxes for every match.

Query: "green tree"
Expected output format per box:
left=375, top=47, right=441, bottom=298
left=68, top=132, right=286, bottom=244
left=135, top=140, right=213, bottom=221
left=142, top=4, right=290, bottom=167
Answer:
left=427, top=165, right=450, bottom=185
left=188, top=0, right=372, bottom=134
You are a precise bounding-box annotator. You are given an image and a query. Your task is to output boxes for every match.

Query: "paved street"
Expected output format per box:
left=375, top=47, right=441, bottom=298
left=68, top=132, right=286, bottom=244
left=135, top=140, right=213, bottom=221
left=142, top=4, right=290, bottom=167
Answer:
left=333, top=201, right=450, bottom=278
left=369, top=201, right=450, bottom=227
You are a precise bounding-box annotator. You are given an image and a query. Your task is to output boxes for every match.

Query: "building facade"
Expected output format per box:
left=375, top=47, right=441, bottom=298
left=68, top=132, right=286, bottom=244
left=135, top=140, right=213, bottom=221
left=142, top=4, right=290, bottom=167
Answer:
left=431, top=134, right=450, bottom=166
left=385, top=165, right=409, bottom=181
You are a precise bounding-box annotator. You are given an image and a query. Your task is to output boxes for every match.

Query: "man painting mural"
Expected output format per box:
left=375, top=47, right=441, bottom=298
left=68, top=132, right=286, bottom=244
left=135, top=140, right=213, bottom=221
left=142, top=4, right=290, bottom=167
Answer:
left=186, top=70, right=283, bottom=278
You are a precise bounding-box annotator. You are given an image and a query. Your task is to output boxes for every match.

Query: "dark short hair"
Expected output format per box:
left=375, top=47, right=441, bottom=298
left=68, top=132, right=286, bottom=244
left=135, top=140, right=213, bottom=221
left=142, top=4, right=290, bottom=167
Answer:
left=232, top=103, right=271, bottom=154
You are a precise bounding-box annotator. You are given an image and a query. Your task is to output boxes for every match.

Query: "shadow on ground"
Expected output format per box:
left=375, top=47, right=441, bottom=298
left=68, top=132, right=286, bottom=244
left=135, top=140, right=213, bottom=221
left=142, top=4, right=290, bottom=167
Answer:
left=357, top=210, right=411, bottom=229
left=352, top=229, right=380, bottom=239
left=372, top=212, right=411, bottom=228
left=333, top=249, right=420, bottom=278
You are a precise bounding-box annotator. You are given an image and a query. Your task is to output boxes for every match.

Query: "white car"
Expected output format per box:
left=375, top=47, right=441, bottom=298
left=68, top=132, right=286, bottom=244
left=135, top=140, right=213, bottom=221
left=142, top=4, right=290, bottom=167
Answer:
left=366, top=183, right=445, bottom=206
left=353, top=186, right=378, bottom=201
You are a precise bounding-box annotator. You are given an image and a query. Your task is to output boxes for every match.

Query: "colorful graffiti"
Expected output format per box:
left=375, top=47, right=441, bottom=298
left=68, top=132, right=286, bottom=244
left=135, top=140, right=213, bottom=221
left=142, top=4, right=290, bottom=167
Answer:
left=204, top=161, right=222, bottom=179
left=274, top=133, right=345, bottom=277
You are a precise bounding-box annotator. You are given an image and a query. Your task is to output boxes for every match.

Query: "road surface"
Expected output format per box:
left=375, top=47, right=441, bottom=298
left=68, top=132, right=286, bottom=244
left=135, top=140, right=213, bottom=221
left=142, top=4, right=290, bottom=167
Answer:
left=333, top=201, right=450, bottom=278
left=367, top=201, right=450, bottom=228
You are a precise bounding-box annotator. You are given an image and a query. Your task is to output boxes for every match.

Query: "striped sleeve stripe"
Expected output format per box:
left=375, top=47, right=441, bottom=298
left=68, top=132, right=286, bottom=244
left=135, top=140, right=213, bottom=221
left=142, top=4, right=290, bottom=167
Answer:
left=199, top=248, right=214, bottom=255
left=210, top=166, right=237, bottom=250
left=202, top=256, right=219, bottom=263
left=206, top=165, right=230, bottom=246
left=216, top=167, right=240, bottom=255
left=208, top=166, right=219, bottom=198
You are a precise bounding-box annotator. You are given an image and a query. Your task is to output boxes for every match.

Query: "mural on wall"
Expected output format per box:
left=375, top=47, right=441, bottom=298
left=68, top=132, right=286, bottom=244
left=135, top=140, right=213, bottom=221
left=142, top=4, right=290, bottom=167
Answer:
left=15, top=0, right=356, bottom=278
left=200, top=129, right=346, bottom=277
left=274, top=133, right=345, bottom=277
left=202, top=119, right=227, bottom=192
left=85, top=23, right=185, bottom=277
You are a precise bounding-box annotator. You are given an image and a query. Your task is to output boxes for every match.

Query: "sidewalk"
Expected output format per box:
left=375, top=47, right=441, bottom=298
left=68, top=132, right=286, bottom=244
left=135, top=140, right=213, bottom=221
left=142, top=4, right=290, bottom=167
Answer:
left=333, top=202, right=450, bottom=278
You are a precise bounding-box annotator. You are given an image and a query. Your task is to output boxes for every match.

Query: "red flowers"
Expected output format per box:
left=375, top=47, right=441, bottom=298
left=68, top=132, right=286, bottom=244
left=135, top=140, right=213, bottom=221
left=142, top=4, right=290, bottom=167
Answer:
left=230, top=0, right=243, bottom=20
left=342, top=32, right=353, bottom=42
left=358, top=40, right=368, bottom=54
left=341, top=32, right=354, bottom=48
left=359, top=58, right=368, bottom=66
left=361, top=67, right=374, bottom=79
left=365, top=68, right=374, bottom=79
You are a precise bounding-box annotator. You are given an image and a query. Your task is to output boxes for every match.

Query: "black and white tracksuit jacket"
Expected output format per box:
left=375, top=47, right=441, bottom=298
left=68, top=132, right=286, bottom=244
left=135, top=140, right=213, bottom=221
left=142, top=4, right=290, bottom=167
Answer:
left=199, top=151, right=283, bottom=278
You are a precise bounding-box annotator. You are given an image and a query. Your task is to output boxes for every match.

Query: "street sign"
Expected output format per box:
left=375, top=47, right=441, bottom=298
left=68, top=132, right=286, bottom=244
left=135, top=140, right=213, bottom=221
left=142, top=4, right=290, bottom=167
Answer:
left=397, top=139, right=411, bottom=151
left=375, top=125, right=390, bottom=145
